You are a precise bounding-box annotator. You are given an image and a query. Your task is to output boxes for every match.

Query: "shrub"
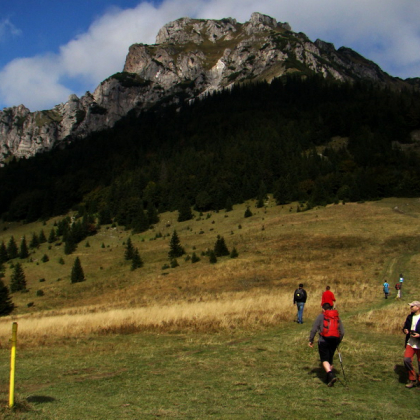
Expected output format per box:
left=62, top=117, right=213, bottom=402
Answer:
left=230, top=247, right=239, bottom=258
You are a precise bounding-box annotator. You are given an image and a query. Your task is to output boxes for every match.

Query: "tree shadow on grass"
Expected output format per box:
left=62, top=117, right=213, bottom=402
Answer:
left=394, top=364, right=408, bottom=384
left=26, top=395, right=56, bottom=404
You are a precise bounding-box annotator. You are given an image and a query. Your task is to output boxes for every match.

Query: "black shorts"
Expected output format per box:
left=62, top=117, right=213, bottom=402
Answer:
left=318, top=336, right=341, bottom=364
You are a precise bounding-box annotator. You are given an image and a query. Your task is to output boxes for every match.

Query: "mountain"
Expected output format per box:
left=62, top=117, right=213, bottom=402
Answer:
left=0, top=12, right=417, bottom=166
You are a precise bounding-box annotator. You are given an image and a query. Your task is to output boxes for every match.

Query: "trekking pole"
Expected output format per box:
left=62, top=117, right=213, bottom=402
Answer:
left=337, top=347, right=347, bottom=385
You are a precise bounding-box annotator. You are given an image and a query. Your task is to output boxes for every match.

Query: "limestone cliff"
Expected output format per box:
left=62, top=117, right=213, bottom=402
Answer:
left=0, top=12, right=416, bottom=165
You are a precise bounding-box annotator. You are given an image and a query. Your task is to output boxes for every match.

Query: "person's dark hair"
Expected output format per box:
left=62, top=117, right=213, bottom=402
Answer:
left=322, top=303, right=332, bottom=310
left=326, top=285, right=330, bottom=290
left=299, top=283, right=303, bottom=288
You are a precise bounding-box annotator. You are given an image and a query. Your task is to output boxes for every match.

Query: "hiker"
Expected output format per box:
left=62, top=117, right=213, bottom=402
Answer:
left=309, top=303, right=345, bottom=387
left=399, top=274, right=404, bottom=296
left=383, top=281, right=390, bottom=299
left=293, top=283, right=307, bottom=324
left=402, top=301, right=420, bottom=388
left=321, top=285, right=336, bottom=307
left=395, top=282, right=401, bottom=299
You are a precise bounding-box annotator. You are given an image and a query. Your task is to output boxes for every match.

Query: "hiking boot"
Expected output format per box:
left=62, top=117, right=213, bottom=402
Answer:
left=406, top=380, right=418, bottom=388
left=327, top=371, right=337, bottom=387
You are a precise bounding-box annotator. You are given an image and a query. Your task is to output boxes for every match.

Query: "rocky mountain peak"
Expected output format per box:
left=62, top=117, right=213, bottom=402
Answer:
left=0, top=12, right=417, bottom=166
left=155, top=16, right=238, bottom=45
left=248, top=11, right=291, bottom=31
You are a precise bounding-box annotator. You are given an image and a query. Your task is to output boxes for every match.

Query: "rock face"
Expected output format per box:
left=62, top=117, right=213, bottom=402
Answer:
left=0, top=12, right=416, bottom=165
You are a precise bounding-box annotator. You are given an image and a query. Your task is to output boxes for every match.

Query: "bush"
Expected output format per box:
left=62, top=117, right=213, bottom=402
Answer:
left=209, top=251, right=217, bottom=264
left=230, top=247, right=239, bottom=258
left=191, top=252, right=200, bottom=263
left=244, top=207, right=253, bottom=218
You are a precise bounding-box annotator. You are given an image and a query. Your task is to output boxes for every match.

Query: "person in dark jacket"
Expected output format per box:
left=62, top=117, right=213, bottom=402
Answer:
left=309, top=303, right=345, bottom=386
left=402, top=301, right=420, bottom=388
left=293, top=283, right=307, bottom=324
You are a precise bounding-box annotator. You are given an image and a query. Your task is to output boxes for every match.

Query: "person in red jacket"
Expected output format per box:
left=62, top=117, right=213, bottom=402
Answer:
left=309, top=303, right=345, bottom=386
left=321, top=286, right=336, bottom=308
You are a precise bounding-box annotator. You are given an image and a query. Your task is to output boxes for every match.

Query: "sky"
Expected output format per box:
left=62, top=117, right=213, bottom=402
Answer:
left=0, top=0, right=419, bottom=112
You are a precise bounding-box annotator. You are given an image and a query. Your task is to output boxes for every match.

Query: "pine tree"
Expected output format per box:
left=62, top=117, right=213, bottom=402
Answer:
left=131, top=248, right=144, bottom=271
left=0, top=279, right=14, bottom=316
left=19, top=237, right=29, bottom=259
left=0, top=241, right=8, bottom=264
left=177, top=199, right=193, bottom=222
left=132, top=206, right=149, bottom=233
left=214, top=235, right=230, bottom=257
left=38, top=229, right=47, bottom=244
left=244, top=207, right=253, bottom=218
left=48, top=228, right=57, bottom=243
left=230, top=247, right=239, bottom=258
left=71, top=257, right=85, bottom=283
left=29, top=232, right=39, bottom=249
left=225, top=197, right=233, bottom=212
left=7, top=237, right=18, bottom=259
left=147, top=204, right=159, bottom=225
left=256, top=181, right=267, bottom=208
left=64, top=236, right=77, bottom=255
left=168, top=230, right=185, bottom=258
left=209, top=251, right=217, bottom=264
left=124, top=237, right=135, bottom=260
left=10, top=262, right=26, bottom=292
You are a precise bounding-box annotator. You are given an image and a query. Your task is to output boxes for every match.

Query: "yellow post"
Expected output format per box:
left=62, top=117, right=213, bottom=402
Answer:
left=9, top=322, right=18, bottom=408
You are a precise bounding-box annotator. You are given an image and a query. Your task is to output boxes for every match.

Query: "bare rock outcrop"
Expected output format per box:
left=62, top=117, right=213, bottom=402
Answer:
left=0, top=12, right=415, bottom=165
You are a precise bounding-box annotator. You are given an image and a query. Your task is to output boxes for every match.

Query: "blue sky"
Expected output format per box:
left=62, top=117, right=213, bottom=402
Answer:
left=1, top=0, right=419, bottom=111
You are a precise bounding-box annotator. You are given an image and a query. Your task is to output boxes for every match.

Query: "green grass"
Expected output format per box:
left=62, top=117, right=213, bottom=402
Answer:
left=0, top=315, right=416, bottom=420
left=1, top=197, right=420, bottom=418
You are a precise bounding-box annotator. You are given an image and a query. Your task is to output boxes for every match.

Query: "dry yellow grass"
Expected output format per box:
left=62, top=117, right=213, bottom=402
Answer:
left=0, top=197, right=419, bottom=347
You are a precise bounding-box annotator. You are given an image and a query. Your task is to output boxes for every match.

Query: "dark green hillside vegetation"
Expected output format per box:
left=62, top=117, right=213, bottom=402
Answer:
left=1, top=75, right=420, bottom=224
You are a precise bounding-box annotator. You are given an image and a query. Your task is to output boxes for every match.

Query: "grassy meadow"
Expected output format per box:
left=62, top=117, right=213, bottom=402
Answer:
left=0, top=197, right=419, bottom=419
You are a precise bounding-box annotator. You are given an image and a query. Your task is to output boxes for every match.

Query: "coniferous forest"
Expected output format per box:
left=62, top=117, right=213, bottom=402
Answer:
left=1, top=75, right=420, bottom=227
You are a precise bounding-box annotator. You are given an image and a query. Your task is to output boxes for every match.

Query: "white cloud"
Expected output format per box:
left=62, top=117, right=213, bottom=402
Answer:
left=0, top=18, right=22, bottom=41
left=0, top=55, right=72, bottom=110
left=1, top=0, right=420, bottom=111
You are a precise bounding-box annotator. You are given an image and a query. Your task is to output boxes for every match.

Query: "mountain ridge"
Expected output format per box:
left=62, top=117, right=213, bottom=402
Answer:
left=0, top=12, right=417, bottom=166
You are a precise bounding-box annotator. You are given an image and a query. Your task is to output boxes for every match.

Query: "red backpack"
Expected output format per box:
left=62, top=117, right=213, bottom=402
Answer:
left=320, top=309, right=341, bottom=338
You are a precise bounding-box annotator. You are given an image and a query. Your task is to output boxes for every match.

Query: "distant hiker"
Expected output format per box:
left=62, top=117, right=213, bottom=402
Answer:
left=383, top=281, right=390, bottom=299
left=309, top=303, right=345, bottom=387
left=395, top=282, right=401, bottom=299
left=399, top=274, right=404, bottom=297
left=293, top=283, right=307, bottom=324
left=321, top=285, right=336, bottom=307
left=402, top=301, right=420, bottom=388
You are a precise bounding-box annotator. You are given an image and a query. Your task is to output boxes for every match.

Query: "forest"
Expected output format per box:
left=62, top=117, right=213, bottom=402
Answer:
left=1, top=74, right=420, bottom=229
